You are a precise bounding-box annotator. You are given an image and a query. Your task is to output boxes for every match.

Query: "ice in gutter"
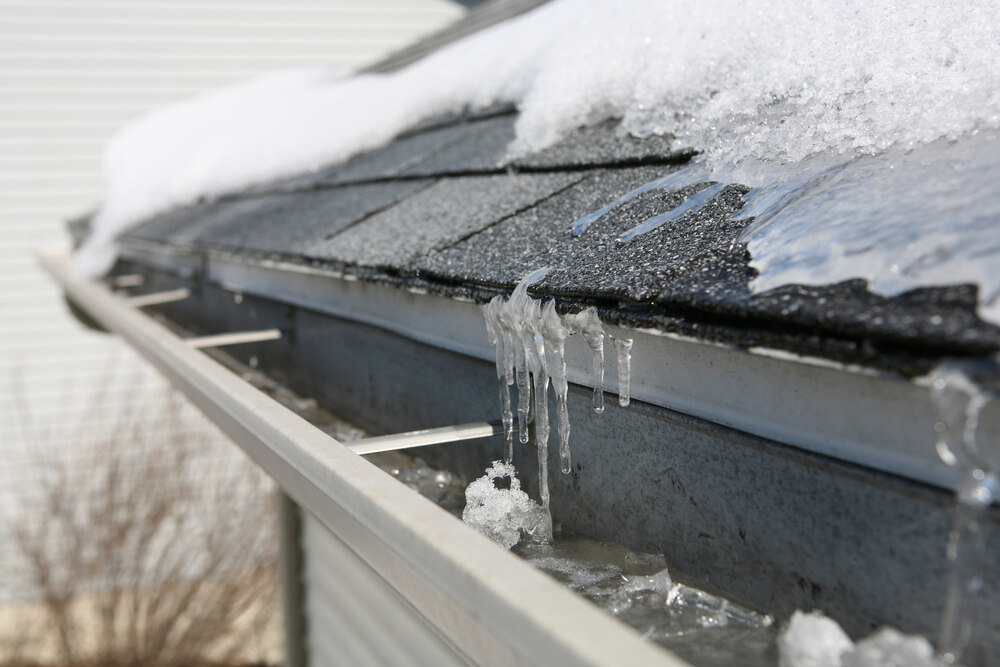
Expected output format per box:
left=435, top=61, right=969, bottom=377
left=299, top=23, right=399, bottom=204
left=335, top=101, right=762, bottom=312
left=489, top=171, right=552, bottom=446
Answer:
left=928, top=361, right=999, bottom=665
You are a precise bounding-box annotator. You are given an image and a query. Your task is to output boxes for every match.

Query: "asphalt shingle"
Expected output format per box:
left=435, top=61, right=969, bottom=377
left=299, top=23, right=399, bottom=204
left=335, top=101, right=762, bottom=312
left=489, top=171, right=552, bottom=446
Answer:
left=310, top=171, right=584, bottom=270
left=513, top=119, right=692, bottom=170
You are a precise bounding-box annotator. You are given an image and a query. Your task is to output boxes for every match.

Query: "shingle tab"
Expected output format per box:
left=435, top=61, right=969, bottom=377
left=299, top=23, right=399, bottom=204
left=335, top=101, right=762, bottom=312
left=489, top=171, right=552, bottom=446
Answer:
left=310, top=172, right=583, bottom=270
left=123, top=180, right=430, bottom=257
left=400, top=113, right=517, bottom=176
left=201, top=180, right=431, bottom=255
left=513, top=119, right=692, bottom=170
left=248, top=121, right=472, bottom=194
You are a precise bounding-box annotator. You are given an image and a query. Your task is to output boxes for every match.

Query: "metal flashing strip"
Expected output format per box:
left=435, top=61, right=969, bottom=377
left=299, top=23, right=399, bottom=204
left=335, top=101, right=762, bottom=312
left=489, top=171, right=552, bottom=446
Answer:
left=40, top=248, right=685, bottom=667
left=182, top=250, right=997, bottom=494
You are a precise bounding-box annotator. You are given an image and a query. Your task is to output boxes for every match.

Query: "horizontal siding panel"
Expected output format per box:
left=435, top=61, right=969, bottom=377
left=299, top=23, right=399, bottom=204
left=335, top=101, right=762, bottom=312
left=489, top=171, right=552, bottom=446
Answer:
left=0, top=2, right=463, bottom=23
left=0, top=52, right=377, bottom=67
left=2, top=18, right=444, bottom=39
left=1, top=34, right=410, bottom=48
left=0, top=187, right=101, bottom=205
left=0, top=70, right=257, bottom=88
left=302, top=513, right=466, bottom=667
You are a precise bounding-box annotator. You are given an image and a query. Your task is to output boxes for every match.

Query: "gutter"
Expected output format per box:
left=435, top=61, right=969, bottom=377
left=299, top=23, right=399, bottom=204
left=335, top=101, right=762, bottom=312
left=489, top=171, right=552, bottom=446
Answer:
left=39, top=247, right=687, bottom=667
left=120, top=241, right=1000, bottom=493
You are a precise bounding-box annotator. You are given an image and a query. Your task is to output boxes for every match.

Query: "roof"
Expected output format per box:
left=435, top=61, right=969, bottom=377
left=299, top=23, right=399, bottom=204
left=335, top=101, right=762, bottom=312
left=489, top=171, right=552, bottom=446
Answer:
left=114, top=106, right=1000, bottom=376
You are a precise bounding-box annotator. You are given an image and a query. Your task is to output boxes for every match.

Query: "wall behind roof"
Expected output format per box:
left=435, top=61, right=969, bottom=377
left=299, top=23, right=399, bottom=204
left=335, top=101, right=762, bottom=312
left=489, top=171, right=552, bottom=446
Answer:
left=0, top=0, right=465, bottom=602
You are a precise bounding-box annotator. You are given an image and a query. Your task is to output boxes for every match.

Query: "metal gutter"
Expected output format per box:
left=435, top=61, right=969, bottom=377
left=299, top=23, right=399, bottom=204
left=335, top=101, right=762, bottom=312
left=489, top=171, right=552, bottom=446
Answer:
left=40, top=248, right=687, bottom=667
left=117, top=244, right=998, bottom=493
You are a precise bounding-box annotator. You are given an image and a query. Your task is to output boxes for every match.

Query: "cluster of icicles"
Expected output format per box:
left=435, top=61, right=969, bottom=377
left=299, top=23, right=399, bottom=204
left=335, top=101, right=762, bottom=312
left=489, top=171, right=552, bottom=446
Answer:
left=481, top=268, right=632, bottom=505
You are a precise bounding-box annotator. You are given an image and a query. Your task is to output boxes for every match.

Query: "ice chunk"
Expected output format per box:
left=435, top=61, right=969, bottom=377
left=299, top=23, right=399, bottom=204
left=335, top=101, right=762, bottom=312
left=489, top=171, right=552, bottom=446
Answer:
left=624, top=568, right=673, bottom=595
left=624, top=550, right=668, bottom=571
left=841, top=628, right=944, bottom=667
left=778, top=610, right=852, bottom=667
left=463, top=461, right=551, bottom=549
left=528, top=556, right=622, bottom=591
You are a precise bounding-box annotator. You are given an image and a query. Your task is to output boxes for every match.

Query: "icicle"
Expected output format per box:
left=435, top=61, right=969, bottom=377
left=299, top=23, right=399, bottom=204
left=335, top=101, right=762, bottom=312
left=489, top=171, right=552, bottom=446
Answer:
left=482, top=297, right=515, bottom=461
left=566, top=308, right=605, bottom=414
left=514, top=334, right=531, bottom=443
left=548, top=336, right=571, bottom=474
left=928, top=362, right=998, bottom=665
left=504, top=268, right=548, bottom=446
left=614, top=337, right=633, bottom=407
left=540, top=300, right=569, bottom=479
left=532, top=332, right=551, bottom=509
left=486, top=268, right=551, bottom=462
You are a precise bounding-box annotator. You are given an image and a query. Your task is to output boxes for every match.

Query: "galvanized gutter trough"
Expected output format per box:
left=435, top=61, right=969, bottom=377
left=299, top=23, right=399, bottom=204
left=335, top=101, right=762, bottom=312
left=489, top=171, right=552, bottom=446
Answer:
left=39, top=247, right=689, bottom=667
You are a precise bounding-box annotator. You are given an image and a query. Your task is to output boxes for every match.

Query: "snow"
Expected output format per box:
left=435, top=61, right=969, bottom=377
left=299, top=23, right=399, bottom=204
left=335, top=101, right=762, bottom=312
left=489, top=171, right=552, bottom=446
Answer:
left=78, top=0, right=1000, bottom=301
left=779, top=611, right=947, bottom=667
left=462, top=460, right=550, bottom=549
left=843, top=629, right=941, bottom=667
left=778, top=611, right=854, bottom=667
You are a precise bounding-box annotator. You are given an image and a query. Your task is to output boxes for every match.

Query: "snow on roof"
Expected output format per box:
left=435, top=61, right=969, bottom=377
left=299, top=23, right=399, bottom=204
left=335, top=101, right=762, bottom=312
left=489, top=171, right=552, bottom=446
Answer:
left=76, top=0, right=1000, bottom=326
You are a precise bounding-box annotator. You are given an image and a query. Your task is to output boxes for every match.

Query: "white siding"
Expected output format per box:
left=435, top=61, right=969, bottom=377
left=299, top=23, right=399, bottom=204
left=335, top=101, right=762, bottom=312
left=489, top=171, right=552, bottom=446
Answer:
left=0, top=0, right=464, bottom=601
left=301, top=512, right=468, bottom=667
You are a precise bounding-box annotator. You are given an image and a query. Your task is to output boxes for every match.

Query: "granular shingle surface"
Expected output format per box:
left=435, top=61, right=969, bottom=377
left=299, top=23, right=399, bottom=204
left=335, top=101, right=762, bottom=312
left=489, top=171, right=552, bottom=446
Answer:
left=309, top=171, right=584, bottom=269
left=512, top=119, right=693, bottom=169
left=400, top=113, right=517, bottom=176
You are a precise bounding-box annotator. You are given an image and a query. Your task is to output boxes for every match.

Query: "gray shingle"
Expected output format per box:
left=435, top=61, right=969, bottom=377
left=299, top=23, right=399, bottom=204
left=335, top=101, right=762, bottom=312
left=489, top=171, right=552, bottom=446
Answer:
left=399, top=113, right=517, bottom=176
left=122, top=181, right=431, bottom=258
left=419, top=166, right=748, bottom=303
left=513, top=119, right=692, bottom=170
left=310, top=171, right=583, bottom=269
left=201, top=180, right=431, bottom=255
